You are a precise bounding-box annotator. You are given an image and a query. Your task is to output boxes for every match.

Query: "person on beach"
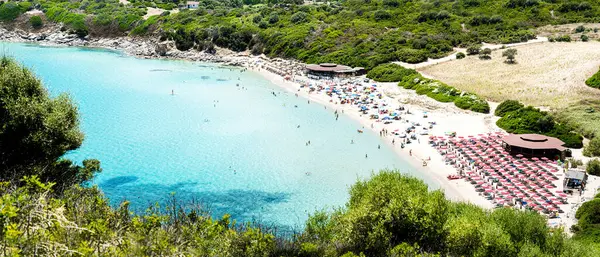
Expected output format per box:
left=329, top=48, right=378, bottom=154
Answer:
left=409, top=149, right=412, bottom=156
left=392, top=139, right=395, bottom=145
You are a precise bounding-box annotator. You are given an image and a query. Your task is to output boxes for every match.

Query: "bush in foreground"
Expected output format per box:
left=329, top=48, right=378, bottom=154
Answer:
left=366, top=63, right=418, bottom=82
left=586, top=68, right=600, bottom=89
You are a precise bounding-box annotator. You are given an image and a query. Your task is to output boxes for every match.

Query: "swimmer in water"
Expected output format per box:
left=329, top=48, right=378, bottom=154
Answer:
left=171, top=89, right=174, bottom=95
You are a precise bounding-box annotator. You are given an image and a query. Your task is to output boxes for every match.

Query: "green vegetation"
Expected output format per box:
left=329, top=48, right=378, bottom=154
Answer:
left=554, top=100, right=600, bottom=143
left=495, top=100, right=583, bottom=148
left=573, top=198, right=600, bottom=248
left=29, top=15, right=43, bottom=28
left=399, top=73, right=490, bottom=113
left=0, top=0, right=593, bottom=69
left=366, top=63, right=418, bottom=82
left=495, top=99, right=525, bottom=117
left=549, top=35, right=572, bottom=42
left=479, top=48, right=492, bottom=60
left=584, top=137, right=600, bottom=157
left=0, top=1, right=30, bottom=21
left=503, top=48, right=518, bottom=63
left=455, top=52, right=466, bottom=59
left=0, top=60, right=599, bottom=255
left=587, top=159, right=600, bottom=176
left=586, top=68, right=600, bottom=89
left=0, top=57, right=100, bottom=191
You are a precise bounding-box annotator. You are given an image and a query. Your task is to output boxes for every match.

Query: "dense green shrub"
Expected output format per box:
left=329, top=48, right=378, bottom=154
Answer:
left=587, top=159, right=600, bottom=176
left=29, top=15, right=43, bottom=29
left=396, top=48, right=428, bottom=63
left=374, top=10, right=391, bottom=21
left=398, top=73, right=490, bottom=113
left=366, top=63, right=418, bottom=82
left=495, top=100, right=525, bottom=117
left=496, top=105, right=583, bottom=148
left=586, top=68, right=600, bottom=89
left=0, top=2, right=25, bottom=21
left=551, top=35, right=572, bottom=42
left=290, top=11, right=308, bottom=24
left=581, top=34, right=589, bottom=42
left=456, top=52, right=466, bottom=59
left=584, top=137, right=600, bottom=157
left=455, top=95, right=490, bottom=113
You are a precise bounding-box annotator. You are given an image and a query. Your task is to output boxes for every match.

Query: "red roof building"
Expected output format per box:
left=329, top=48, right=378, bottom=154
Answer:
left=501, top=134, right=566, bottom=160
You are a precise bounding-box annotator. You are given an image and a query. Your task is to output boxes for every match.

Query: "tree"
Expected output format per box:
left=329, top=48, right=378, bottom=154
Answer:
left=0, top=57, right=100, bottom=189
left=479, top=48, right=492, bottom=60
left=502, top=48, right=518, bottom=64
left=466, top=45, right=481, bottom=55
left=587, top=159, right=600, bottom=176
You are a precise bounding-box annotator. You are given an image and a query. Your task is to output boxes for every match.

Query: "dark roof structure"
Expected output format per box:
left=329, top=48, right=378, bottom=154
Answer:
left=305, top=63, right=352, bottom=72
left=502, top=134, right=566, bottom=151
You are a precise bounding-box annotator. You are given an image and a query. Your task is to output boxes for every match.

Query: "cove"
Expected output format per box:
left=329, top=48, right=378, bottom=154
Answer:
left=1, top=42, right=437, bottom=231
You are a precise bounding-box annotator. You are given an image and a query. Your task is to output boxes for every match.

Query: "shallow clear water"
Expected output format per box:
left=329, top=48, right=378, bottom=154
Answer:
left=2, top=42, right=436, bottom=231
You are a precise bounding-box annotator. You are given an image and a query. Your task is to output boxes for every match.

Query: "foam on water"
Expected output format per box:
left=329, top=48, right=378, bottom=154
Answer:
left=1, top=42, right=438, bottom=230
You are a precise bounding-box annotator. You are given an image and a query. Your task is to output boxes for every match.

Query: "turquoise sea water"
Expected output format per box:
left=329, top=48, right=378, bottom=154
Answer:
left=2, top=42, right=435, bottom=231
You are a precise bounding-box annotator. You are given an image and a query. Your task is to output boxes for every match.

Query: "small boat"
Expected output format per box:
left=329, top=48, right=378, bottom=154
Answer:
left=357, top=129, right=364, bottom=133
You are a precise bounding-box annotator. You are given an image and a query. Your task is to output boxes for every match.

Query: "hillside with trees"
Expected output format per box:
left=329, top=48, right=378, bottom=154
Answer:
left=2, top=0, right=600, bottom=69
left=1, top=56, right=599, bottom=256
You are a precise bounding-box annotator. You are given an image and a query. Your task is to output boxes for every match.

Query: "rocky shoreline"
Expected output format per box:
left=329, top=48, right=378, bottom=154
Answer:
left=0, top=26, right=248, bottom=66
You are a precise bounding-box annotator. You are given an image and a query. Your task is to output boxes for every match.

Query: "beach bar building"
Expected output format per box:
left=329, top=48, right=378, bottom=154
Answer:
left=305, top=63, right=365, bottom=77
left=501, top=134, right=567, bottom=161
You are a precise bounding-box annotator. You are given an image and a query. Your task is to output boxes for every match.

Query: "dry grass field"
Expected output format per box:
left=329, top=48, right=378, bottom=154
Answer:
left=420, top=41, right=600, bottom=137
